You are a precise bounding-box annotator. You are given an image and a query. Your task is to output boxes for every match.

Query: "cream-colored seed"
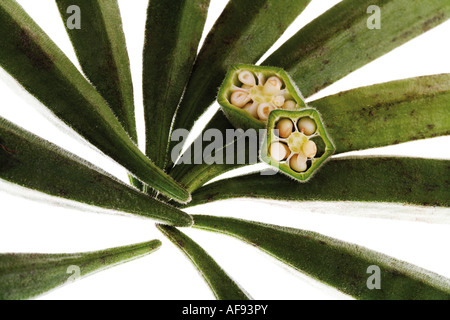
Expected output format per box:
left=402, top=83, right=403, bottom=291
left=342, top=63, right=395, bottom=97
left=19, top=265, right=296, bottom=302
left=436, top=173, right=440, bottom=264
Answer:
left=282, top=100, right=297, bottom=111
left=238, top=71, right=256, bottom=86
left=273, top=95, right=286, bottom=107
left=263, top=76, right=283, bottom=95
left=298, top=117, right=317, bottom=135
left=270, top=142, right=290, bottom=162
left=276, top=119, right=293, bottom=139
left=257, top=103, right=275, bottom=121
left=302, top=140, right=317, bottom=158
left=243, top=102, right=259, bottom=119
left=290, top=153, right=308, bottom=172
left=230, top=90, right=251, bottom=108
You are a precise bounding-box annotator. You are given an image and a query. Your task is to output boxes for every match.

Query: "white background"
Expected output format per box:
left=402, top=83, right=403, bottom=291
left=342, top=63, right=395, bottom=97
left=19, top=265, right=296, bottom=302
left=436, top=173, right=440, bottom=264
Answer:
left=0, top=0, right=449, bottom=300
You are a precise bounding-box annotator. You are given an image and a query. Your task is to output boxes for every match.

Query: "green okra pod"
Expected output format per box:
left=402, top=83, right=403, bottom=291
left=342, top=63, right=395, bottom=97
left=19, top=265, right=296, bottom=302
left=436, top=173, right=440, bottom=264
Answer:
left=0, top=117, right=193, bottom=227
left=0, top=240, right=161, bottom=300
left=56, top=0, right=137, bottom=142
left=143, top=0, right=210, bottom=169
left=187, top=157, right=449, bottom=208
left=264, top=0, right=450, bottom=97
left=0, top=0, right=190, bottom=203
left=157, top=225, right=251, bottom=300
left=167, top=0, right=313, bottom=168
left=193, top=216, right=450, bottom=300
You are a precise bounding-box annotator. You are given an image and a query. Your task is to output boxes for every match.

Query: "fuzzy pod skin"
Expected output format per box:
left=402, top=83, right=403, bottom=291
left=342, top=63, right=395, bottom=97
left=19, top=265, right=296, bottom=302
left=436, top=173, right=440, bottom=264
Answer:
left=263, top=0, right=450, bottom=97
left=173, top=74, right=450, bottom=192
left=218, top=64, right=307, bottom=131
left=0, top=240, right=161, bottom=300
left=0, top=118, right=193, bottom=227
left=56, top=0, right=137, bottom=142
left=143, top=0, right=210, bottom=170
left=193, top=216, right=450, bottom=300
left=156, top=225, right=251, bottom=300
left=0, top=1, right=190, bottom=203
left=167, top=0, right=313, bottom=169
left=187, top=157, right=450, bottom=208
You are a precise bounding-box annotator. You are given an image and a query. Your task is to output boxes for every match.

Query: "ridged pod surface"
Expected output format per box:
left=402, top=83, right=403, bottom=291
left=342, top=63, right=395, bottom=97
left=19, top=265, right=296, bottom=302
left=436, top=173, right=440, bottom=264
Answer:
left=0, top=240, right=161, bottom=300
left=193, top=216, right=450, bottom=300
left=0, top=118, right=193, bottom=227
left=143, top=0, right=210, bottom=169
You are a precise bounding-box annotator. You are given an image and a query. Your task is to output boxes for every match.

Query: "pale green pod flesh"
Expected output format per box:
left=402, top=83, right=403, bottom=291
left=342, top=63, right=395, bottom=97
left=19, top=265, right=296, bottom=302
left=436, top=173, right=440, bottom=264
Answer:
left=167, top=0, right=313, bottom=169
left=0, top=117, right=193, bottom=227
left=0, top=1, right=190, bottom=203
left=193, top=216, right=450, bottom=300
left=157, top=225, right=251, bottom=300
left=0, top=240, right=161, bottom=300
left=55, top=0, right=137, bottom=142
left=172, top=74, right=450, bottom=192
left=187, top=157, right=449, bottom=208
left=143, top=0, right=210, bottom=170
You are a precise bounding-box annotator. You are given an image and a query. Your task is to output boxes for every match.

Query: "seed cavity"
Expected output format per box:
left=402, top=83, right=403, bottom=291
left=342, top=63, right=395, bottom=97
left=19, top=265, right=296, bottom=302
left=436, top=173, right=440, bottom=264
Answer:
left=228, top=70, right=298, bottom=122
left=270, top=142, right=290, bottom=162
left=298, top=117, right=317, bottom=136
left=270, top=116, right=319, bottom=173
left=230, top=90, right=251, bottom=108
left=276, top=119, right=293, bottom=139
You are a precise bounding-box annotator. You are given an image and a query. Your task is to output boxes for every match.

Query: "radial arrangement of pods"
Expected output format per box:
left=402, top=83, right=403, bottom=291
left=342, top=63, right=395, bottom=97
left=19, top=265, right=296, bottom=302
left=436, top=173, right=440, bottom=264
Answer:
left=0, top=0, right=449, bottom=300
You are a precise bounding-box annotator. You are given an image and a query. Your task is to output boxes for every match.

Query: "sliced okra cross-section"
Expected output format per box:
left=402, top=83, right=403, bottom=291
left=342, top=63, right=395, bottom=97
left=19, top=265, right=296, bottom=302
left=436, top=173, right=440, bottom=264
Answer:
left=261, top=109, right=336, bottom=182
left=218, top=65, right=307, bottom=130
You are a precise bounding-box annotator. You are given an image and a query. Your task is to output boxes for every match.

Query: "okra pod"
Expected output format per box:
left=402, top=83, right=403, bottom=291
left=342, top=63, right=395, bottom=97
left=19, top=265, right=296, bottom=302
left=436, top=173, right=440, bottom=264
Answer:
left=0, top=240, right=161, bottom=300
left=143, top=0, right=210, bottom=169
left=193, top=216, right=450, bottom=300
left=0, top=117, right=193, bottom=227
left=157, top=225, right=251, bottom=300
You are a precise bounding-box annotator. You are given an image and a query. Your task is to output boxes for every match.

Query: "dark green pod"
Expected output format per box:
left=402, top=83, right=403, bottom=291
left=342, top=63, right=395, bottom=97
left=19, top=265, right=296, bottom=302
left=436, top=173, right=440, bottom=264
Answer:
left=193, top=216, right=450, bottom=300
left=56, top=0, right=137, bottom=142
left=157, top=225, right=251, bottom=300
left=188, top=157, right=450, bottom=208
left=0, top=0, right=190, bottom=203
left=264, top=0, right=450, bottom=97
left=167, top=0, right=313, bottom=168
left=0, top=240, right=161, bottom=300
left=143, top=0, right=210, bottom=169
left=0, top=117, right=193, bottom=227
left=218, top=64, right=307, bottom=131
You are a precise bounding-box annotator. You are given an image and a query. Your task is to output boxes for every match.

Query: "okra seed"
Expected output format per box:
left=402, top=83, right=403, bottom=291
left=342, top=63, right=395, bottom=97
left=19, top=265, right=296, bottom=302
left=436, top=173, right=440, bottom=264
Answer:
left=282, top=100, right=297, bottom=111
left=230, top=90, right=251, bottom=108
left=263, top=76, right=283, bottom=95
left=238, top=71, right=256, bottom=86
left=273, top=95, right=286, bottom=107
left=298, top=117, right=317, bottom=136
left=270, top=142, right=290, bottom=162
left=290, top=153, right=308, bottom=172
left=302, top=140, right=317, bottom=158
left=276, top=119, right=293, bottom=139
left=243, top=102, right=259, bottom=118
left=257, top=103, right=275, bottom=121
